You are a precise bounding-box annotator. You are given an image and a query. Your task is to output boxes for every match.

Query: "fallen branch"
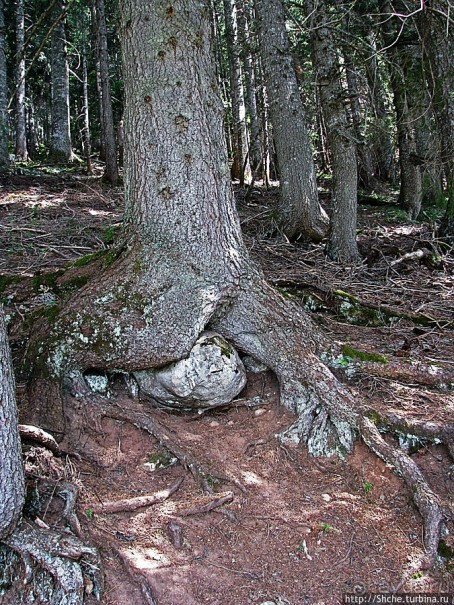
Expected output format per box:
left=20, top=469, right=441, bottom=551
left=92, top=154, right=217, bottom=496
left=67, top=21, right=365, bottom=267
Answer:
left=90, top=476, right=184, bottom=514
left=176, top=491, right=233, bottom=516
left=390, top=249, right=428, bottom=267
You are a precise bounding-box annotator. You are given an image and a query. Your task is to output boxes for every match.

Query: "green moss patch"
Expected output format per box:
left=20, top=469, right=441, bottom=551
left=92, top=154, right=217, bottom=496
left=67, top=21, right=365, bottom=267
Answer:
left=341, top=345, right=389, bottom=364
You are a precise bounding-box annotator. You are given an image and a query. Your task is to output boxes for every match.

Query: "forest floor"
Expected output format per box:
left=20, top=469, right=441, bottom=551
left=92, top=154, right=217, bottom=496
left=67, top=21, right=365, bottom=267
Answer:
left=0, top=167, right=453, bottom=605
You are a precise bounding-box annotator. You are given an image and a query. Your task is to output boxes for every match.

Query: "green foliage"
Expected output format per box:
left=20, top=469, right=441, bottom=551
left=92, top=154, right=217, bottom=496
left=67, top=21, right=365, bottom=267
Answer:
left=362, top=481, right=373, bottom=495
left=84, top=508, right=94, bottom=520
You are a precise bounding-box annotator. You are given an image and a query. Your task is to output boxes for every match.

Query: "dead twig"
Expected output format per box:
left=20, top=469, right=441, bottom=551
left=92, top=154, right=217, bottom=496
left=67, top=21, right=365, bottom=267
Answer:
left=90, top=476, right=184, bottom=514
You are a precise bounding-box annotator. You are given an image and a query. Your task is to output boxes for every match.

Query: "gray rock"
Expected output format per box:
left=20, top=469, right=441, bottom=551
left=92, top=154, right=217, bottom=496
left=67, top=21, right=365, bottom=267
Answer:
left=133, top=332, right=246, bottom=409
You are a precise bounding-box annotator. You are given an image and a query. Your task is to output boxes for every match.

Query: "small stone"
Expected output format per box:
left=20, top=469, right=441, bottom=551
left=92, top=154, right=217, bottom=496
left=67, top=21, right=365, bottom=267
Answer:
left=209, top=421, right=220, bottom=427
left=254, top=408, right=266, bottom=417
left=321, top=493, right=331, bottom=502
left=260, top=602, right=276, bottom=605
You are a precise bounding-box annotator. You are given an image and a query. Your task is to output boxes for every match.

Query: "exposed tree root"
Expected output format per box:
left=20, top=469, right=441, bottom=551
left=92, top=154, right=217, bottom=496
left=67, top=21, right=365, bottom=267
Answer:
left=4, top=520, right=102, bottom=604
left=355, top=359, right=454, bottom=388
left=19, top=424, right=61, bottom=454
left=370, top=410, right=454, bottom=460
left=176, top=491, right=234, bottom=516
left=90, top=476, right=184, bottom=514
left=359, top=416, right=446, bottom=569
left=113, top=546, right=158, bottom=605
left=90, top=398, right=247, bottom=494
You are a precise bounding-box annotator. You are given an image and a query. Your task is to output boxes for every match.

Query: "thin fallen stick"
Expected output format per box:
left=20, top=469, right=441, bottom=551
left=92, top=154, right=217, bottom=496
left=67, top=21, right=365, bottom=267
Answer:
left=91, top=476, right=184, bottom=514
left=176, top=491, right=233, bottom=516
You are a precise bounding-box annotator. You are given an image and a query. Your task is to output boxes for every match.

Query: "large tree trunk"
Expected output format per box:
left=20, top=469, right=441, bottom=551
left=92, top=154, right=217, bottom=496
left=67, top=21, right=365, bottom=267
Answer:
left=49, top=0, right=73, bottom=163
left=25, top=0, right=353, bottom=459
left=254, top=0, right=328, bottom=241
left=93, top=0, right=118, bottom=184
left=20, top=0, right=450, bottom=573
left=305, top=0, right=359, bottom=264
left=0, top=0, right=9, bottom=172
left=0, top=305, right=25, bottom=541
left=15, top=0, right=28, bottom=161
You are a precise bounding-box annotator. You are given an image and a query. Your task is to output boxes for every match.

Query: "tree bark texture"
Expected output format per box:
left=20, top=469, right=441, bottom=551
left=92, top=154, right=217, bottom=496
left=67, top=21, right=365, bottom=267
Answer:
left=305, top=0, right=359, bottom=263
left=15, top=0, right=28, bottom=161
left=0, top=305, right=25, bottom=541
left=49, top=0, right=73, bottom=163
left=94, top=0, right=118, bottom=184
left=254, top=0, right=328, bottom=240
left=223, top=0, right=251, bottom=185
left=24, top=0, right=357, bottom=458
left=0, top=0, right=9, bottom=171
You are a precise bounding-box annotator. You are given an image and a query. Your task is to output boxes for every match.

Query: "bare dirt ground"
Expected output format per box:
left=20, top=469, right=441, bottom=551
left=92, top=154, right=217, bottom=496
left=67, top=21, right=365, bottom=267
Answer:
left=0, top=170, right=453, bottom=604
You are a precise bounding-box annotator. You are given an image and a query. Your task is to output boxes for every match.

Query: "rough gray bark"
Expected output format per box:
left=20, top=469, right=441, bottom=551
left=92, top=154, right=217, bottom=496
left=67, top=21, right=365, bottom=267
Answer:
left=94, top=0, right=118, bottom=184
left=49, top=0, right=73, bottom=163
left=0, top=305, right=25, bottom=541
left=82, top=42, right=92, bottom=174
left=15, top=0, right=28, bottom=161
left=254, top=0, right=328, bottom=240
left=305, top=0, right=359, bottom=263
left=0, top=0, right=9, bottom=171
left=223, top=0, right=251, bottom=185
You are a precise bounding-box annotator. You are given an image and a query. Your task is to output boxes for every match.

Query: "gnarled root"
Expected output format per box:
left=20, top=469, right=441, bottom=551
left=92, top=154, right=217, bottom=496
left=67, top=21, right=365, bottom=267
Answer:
left=3, top=520, right=103, bottom=604
left=359, top=416, right=447, bottom=569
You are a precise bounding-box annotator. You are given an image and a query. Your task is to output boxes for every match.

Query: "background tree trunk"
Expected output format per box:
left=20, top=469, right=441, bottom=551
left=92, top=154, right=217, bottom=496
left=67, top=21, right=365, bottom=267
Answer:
left=223, top=0, right=251, bottom=185
left=94, top=0, right=118, bottom=184
left=15, top=0, right=28, bottom=161
left=49, top=0, right=73, bottom=163
left=0, top=305, right=25, bottom=541
left=305, top=0, right=359, bottom=263
left=254, top=0, right=328, bottom=240
left=0, top=0, right=9, bottom=171
left=420, top=1, right=453, bottom=237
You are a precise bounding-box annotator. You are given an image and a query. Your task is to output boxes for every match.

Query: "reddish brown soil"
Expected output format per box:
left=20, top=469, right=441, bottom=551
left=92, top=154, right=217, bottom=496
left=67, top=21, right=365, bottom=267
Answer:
left=0, top=172, right=452, bottom=604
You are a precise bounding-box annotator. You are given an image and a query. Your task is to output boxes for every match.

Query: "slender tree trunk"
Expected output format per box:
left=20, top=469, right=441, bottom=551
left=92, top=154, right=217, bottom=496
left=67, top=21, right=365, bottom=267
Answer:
left=82, top=45, right=92, bottom=174
left=0, top=0, right=9, bottom=172
left=254, top=0, right=328, bottom=240
left=0, top=305, right=25, bottom=541
left=237, top=0, right=261, bottom=171
left=305, top=0, right=359, bottom=263
left=420, top=1, right=453, bottom=237
left=49, top=0, right=73, bottom=163
left=94, top=0, right=118, bottom=184
left=381, top=1, right=422, bottom=219
left=343, top=49, right=378, bottom=192
left=223, top=0, right=251, bottom=185
left=15, top=0, right=28, bottom=161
